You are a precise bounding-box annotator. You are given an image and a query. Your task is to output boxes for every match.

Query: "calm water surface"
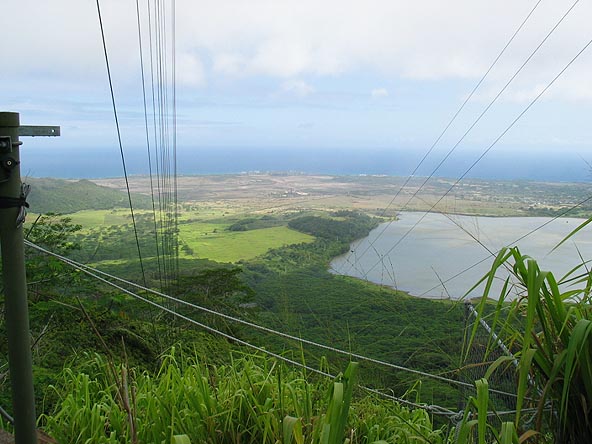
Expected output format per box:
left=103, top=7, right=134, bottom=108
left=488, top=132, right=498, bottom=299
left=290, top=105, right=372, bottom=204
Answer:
left=330, top=212, right=592, bottom=299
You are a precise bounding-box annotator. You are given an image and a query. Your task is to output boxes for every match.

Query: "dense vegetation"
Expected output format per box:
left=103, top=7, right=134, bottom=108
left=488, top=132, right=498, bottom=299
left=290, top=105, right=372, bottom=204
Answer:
left=1, top=210, right=468, bottom=442
left=227, top=215, right=283, bottom=231
left=42, top=353, right=447, bottom=443
left=2, top=183, right=590, bottom=442
left=287, top=211, right=378, bottom=243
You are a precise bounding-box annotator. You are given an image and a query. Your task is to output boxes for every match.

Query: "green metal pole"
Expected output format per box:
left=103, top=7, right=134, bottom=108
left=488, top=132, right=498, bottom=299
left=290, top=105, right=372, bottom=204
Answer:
left=0, top=112, right=37, bottom=444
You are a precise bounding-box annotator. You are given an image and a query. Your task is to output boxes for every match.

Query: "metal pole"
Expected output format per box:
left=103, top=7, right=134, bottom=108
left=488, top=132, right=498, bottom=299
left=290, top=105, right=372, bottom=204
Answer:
left=0, top=112, right=37, bottom=444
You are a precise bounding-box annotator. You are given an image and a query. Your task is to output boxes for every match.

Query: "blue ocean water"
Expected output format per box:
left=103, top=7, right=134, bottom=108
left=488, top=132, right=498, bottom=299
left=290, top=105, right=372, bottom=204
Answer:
left=20, top=145, right=592, bottom=182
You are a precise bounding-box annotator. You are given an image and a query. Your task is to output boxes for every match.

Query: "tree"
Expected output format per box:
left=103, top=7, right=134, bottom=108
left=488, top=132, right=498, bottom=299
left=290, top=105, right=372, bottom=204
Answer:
left=178, top=267, right=255, bottom=307
left=23, top=213, right=82, bottom=299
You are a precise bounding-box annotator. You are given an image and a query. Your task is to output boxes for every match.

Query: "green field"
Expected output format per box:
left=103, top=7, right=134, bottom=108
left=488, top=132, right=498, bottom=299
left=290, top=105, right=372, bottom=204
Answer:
left=180, top=224, right=313, bottom=262
left=61, top=208, right=314, bottom=265
left=67, top=208, right=134, bottom=228
left=27, top=209, right=133, bottom=230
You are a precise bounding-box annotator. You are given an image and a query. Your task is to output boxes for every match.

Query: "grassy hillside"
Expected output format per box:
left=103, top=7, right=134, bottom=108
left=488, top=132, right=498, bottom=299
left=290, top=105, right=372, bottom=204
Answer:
left=63, top=208, right=466, bottom=410
left=6, top=176, right=590, bottom=442
left=4, top=210, right=458, bottom=442
left=25, top=177, right=152, bottom=214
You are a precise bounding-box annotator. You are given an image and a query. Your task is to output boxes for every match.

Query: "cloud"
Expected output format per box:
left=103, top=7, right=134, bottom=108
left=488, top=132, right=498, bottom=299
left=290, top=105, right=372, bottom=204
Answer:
left=176, top=53, right=206, bottom=87
left=371, top=88, right=389, bottom=98
left=3, top=0, right=592, bottom=108
left=213, top=53, right=248, bottom=76
left=280, top=80, right=314, bottom=97
left=173, top=0, right=592, bottom=101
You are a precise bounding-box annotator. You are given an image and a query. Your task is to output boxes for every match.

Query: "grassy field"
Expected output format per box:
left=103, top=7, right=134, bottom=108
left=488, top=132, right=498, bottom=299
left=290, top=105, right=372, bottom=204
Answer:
left=27, top=209, right=133, bottom=230
left=67, top=209, right=133, bottom=228
left=58, top=207, right=314, bottom=265
left=178, top=224, right=313, bottom=262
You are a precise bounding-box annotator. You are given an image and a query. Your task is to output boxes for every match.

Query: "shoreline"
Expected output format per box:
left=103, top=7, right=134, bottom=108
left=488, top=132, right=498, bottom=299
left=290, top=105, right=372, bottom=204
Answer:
left=329, top=212, right=591, bottom=300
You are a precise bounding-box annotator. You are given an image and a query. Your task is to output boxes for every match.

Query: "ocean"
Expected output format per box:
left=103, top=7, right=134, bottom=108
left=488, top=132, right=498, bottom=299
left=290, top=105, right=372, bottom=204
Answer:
left=20, top=145, right=592, bottom=182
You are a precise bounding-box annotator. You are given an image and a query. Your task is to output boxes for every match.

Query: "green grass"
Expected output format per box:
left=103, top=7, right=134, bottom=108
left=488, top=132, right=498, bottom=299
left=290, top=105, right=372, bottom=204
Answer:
left=178, top=224, right=314, bottom=263
left=467, top=246, right=592, bottom=443
left=42, top=351, right=447, bottom=444
left=58, top=209, right=314, bottom=265
left=67, top=209, right=135, bottom=229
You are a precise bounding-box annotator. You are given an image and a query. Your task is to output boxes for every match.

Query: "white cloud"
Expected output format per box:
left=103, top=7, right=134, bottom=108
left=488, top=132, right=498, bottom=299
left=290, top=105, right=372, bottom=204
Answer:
left=213, top=53, right=247, bottom=76
left=2, top=0, right=592, bottom=102
left=174, top=0, right=592, bottom=101
left=280, top=80, right=314, bottom=97
left=371, top=88, right=389, bottom=98
left=176, top=53, right=206, bottom=87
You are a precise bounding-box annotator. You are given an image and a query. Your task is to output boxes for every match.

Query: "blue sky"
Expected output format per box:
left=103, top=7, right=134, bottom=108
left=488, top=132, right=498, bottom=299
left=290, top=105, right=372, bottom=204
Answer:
left=2, top=0, right=592, bottom=178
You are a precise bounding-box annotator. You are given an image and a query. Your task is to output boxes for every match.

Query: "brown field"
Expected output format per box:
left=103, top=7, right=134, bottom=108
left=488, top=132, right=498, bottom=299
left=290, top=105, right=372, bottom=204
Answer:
left=91, top=173, right=588, bottom=217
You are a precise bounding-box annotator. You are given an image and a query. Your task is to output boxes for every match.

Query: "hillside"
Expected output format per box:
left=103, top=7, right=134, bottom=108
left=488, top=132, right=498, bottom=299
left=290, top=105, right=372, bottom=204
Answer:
left=4, top=208, right=465, bottom=443
left=3, top=175, right=590, bottom=442
left=24, top=177, right=152, bottom=214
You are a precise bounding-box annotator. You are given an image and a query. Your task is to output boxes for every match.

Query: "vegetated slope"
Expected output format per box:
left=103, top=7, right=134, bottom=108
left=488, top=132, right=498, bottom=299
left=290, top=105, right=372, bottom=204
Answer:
left=10, top=210, right=470, bottom=442
left=13, top=214, right=452, bottom=443
left=64, top=207, right=465, bottom=411
left=243, top=213, right=464, bottom=409
left=25, top=177, right=152, bottom=214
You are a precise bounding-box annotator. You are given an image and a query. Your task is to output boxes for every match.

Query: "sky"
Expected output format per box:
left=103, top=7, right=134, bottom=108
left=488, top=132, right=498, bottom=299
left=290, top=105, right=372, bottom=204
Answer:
left=2, top=0, right=592, bottom=178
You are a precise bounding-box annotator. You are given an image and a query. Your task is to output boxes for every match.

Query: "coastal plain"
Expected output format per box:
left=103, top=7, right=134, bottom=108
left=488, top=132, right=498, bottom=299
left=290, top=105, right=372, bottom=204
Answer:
left=91, top=173, right=592, bottom=218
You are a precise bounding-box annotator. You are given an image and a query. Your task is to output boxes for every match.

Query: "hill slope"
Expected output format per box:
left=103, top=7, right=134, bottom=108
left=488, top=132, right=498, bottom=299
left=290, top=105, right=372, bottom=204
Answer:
left=24, top=177, right=152, bottom=214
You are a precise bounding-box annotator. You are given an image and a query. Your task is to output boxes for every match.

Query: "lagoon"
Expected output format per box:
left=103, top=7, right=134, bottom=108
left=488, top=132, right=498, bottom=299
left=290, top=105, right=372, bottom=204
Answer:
left=330, top=212, right=592, bottom=299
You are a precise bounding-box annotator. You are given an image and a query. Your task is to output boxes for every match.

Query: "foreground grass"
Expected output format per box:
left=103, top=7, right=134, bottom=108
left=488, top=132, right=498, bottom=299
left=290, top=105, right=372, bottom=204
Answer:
left=466, top=246, right=592, bottom=443
left=42, top=350, right=448, bottom=444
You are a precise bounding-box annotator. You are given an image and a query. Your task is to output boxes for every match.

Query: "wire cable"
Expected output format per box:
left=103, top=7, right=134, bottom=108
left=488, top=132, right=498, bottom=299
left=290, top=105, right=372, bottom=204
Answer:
left=347, top=0, right=580, bottom=275
left=465, top=303, right=518, bottom=368
left=342, top=0, right=546, bottom=272
left=95, top=0, right=147, bottom=286
left=24, top=240, right=520, bottom=400
left=172, top=0, right=179, bottom=280
left=147, top=0, right=169, bottom=294
left=142, top=0, right=179, bottom=295
left=151, top=0, right=178, bottom=293
left=135, top=0, right=164, bottom=291
left=0, top=404, right=13, bottom=425
left=362, top=386, right=457, bottom=417
left=363, top=29, right=592, bottom=278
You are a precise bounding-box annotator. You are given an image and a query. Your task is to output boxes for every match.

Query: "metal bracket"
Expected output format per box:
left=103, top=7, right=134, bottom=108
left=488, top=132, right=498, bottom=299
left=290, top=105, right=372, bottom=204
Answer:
left=0, top=137, right=11, bottom=153
left=0, top=153, right=18, bottom=184
left=18, top=126, right=60, bottom=137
